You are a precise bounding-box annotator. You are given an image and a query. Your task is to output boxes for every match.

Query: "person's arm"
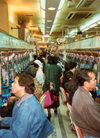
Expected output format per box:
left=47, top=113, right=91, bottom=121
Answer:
left=0, top=104, right=32, bottom=138
left=1, top=117, right=12, bottom=127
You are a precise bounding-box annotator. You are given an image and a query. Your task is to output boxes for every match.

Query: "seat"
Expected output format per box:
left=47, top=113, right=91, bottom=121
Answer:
left=67, top=103, right=83, bottom=138
left=39, top=94, right=46, bottom=109
left=60, top=87, right=68, bottom=103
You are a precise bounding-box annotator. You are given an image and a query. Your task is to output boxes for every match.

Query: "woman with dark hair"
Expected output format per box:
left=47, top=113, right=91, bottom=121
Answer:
left=43, top=55, right=62, bottom=120
left=62, top=61, right=77, bottom=91
left=71, top=69, right=100, bottom=138
left=0, top=73, right=53, bottom=138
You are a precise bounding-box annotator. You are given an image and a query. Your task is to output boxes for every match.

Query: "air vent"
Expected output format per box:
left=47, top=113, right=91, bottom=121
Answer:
left=76, top=0, right=94, bottom=8
left=65, top=13, right=75, bottom=20
left=84, top=13, right=92, bottom=19
left=72, top=12, right=89, bottom=19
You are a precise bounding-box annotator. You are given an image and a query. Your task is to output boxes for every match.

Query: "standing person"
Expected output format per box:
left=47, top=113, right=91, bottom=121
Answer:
left=56, top=56, right=65, bottom=72
left=34, top=60, right=44, bottom=85
left=71, top=69, right=100, bottom=138
left=0, top=73, right=53, bottom=138
left=43, top=56, right=62, bottom=120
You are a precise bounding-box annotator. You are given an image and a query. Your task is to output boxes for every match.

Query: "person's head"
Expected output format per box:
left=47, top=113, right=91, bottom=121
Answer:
left=47, top=56, right=58, bottom=64
left=12, top=73, right=34, bottom=97
left=75, top=69, right=96, bottom=92
left=33, top=55, right=37, bottom=60
left=34, top=60, right=43, bottom=68
left=65, top=61, right=77, bottom=72
left=37, top=56, right=44, bottom=64
left=25, top=65, right=38, bottom=78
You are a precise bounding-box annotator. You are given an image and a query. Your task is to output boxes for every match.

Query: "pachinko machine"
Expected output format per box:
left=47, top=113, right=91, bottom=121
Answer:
left=0, top=50, right=31, bottom=109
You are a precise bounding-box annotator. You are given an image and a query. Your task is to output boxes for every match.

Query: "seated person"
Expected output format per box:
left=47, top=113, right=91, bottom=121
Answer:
left=0, top=73, right=53, bottom=138
left=62, top=61, right=77, bottom=92
left=71, top=69, right=100, bottom=138
left=25, top=64, right=43, bottom=101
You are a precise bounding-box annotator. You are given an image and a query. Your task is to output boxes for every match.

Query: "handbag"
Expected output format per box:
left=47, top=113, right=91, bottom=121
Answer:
left=44, top=90, right=52, bottom=108
left=44, top=82, right=58, bottom=108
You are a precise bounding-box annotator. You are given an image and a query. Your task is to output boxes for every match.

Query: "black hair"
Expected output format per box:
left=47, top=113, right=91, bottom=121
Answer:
left=68, top=68, right=96, bottom=94
left=47, top=56, right=58, bottom=64
left=33, top=55, right=38, bottom=60
left=25, top=65, right=38, bottom=78
left=65, top=61, right=77, bottom=72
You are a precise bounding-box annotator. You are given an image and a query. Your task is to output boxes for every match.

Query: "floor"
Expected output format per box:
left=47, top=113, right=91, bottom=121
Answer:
left=43, top=95, right=77, bottom=138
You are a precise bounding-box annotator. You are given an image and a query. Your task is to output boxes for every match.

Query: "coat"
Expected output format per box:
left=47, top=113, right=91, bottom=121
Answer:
left=71, top=87, right=100, bottom=137
left=43, top=63, right=62, bottom=92
left=0, top=94, right=53, bottom=138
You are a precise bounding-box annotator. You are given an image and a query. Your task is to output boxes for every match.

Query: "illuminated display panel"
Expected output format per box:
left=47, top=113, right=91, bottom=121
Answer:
left=93, top=63, right=98, bottom=72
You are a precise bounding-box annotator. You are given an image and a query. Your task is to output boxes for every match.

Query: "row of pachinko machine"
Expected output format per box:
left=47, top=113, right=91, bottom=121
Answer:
left=0, top=50, right=32, bottom=108
left=66, top=50, right=100, bottom=97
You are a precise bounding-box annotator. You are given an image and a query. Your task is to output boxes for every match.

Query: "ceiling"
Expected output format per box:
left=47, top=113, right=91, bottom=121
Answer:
left=4, top=0, right=100, bottom=43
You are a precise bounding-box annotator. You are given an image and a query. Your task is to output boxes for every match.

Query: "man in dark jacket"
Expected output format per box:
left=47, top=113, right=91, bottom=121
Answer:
left=71, top=69, right=100, bottom=138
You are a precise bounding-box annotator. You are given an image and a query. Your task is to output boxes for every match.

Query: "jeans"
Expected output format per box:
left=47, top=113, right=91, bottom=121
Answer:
left=84, top=134, right=100, bottom=138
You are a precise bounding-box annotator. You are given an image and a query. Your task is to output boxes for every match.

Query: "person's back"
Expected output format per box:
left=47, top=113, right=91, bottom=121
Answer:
left=43, top=56, right=62, bottom=120
left=43, top=63, right=62, bottom=92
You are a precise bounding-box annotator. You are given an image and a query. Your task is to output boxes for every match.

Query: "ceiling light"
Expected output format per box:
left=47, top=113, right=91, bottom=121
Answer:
left=50, top=0, right=65, bottom=35
left=67, top=0, right=75, bottom=8
left=43, top=35, right=50, bottom=37
left=58, top=0, right=65, bottom=10
left=40, top=0, right=46, bottom=10
left=48, top=7, right=56, bottom=10
left=82, top=27, right=90, bottom=32
left=46, top=27, right=51, bottom=28
left=97, top=21, right=100, bottom=24
left=47, top=20, right=52, bottom=22
left=89, top=23, right=97, bottom=28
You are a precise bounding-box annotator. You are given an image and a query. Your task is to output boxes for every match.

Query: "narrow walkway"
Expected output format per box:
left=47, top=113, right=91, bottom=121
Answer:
left=44, top=96, right=77, bottom=138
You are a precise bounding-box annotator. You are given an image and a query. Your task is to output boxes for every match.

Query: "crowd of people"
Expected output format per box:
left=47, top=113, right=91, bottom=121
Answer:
left=0, top=50, right=100, bottom=138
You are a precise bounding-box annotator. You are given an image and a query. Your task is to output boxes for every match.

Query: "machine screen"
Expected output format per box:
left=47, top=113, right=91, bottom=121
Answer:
left=93, top=63, right=97, bottom=72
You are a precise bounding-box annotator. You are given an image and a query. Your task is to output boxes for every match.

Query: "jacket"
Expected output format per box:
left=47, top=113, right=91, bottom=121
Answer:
left=43, top=63, right=62, bottom=92
left=71, top=87, right=100, bottom=137
left=0, top=94, right=53, bottom=138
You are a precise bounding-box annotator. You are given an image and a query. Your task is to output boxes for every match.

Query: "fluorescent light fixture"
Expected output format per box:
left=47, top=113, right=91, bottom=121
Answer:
left=46, top=27, right=51, bottom=28
left=41, top=10, right=45, bottom=19
left=64, top=35, right=68, bottom=38
left=58, top=0, right=65, bottom=10
left=97, top=20, right=100, bottom=24
left=40, top=0, right=46, bottom=35
left=40, top=0, right=46, bottom=10
left=43, top=23, right=45, bottom=35
left=48, top=7, right=56, bottom=10
left=89, top=23, right=97, bottom=29
left=43, top=34, right=50, bottom=37
left=82, top=27, right=90, bottom=32
left=50, top=0, right=65, bottom=35
left=47, top=20, right=52, bottom=22
left=68, top=28, right=78, bottom=36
